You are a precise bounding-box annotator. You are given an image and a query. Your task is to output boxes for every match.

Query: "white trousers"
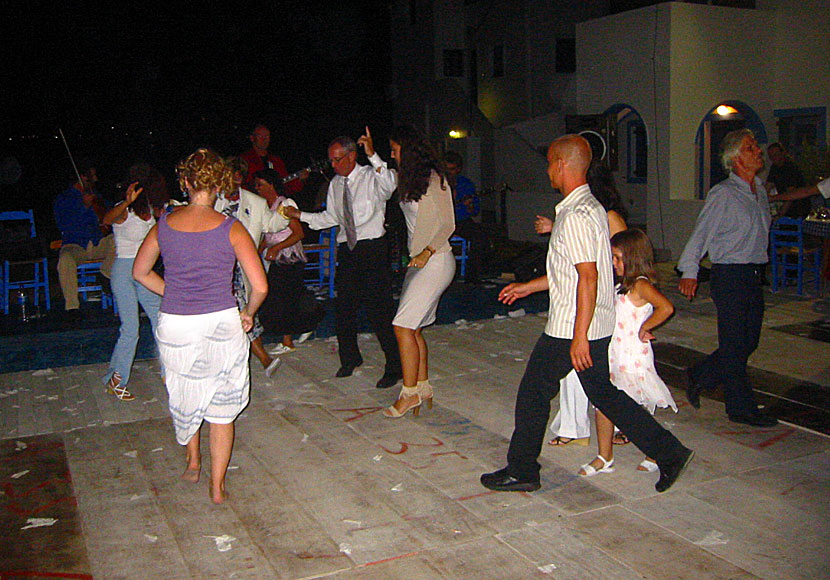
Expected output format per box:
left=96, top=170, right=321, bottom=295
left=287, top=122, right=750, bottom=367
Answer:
left=549, top=370, right=592, bottom=439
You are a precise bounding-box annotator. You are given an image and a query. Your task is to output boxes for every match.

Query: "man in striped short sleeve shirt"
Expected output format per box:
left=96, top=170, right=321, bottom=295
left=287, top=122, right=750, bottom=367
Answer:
left=481, top=135, right=694, bottom=494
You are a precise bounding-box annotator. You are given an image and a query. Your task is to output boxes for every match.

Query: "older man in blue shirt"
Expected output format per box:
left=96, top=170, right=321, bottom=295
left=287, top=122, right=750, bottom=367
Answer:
left=677, top=128, right=777, bottom=427
left=54, top=162, right=114, bottom=312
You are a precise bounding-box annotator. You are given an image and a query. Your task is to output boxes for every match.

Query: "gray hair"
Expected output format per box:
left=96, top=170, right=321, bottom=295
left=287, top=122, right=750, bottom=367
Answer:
left=720, top=128, right=755, bottom=172
left=329, top=136, right=357, bottom=153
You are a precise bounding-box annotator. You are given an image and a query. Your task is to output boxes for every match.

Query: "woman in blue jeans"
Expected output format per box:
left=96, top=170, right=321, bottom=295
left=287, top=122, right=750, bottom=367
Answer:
left=101, top=180, right=161, bottom=400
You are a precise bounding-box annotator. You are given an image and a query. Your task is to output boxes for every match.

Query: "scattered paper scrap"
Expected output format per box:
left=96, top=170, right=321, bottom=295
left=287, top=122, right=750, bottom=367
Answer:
left=372, top=455, right=382, bottom=462
left=144, top=534, right=158, bottom=543
left=143, top=397, right=158, bottom=404
left=15, top=441, right=27, bottom=451
left=151, top=447, right=163, bottom=453
left=343, top=519, right=362, bottom=527
left=493, top=314, right=507, bottom=320
left=21, top=518, right=58, bottom=530
left=538, top=564, right=558, bottom=574
left=123, top=450, right=138, bottom=458
left=694, top=530, right=729, bottom=546
left=339, top=542, right=353, bottom=555
left=130, top=494, right=145, bottom=501
left=391, top=482, right=403, bottom=492
left=301, top=434, right=309, bottom=443
left=508, top=308, right=526, bottom=318
left=205, top=534, right=237, bottom=552
left=46, top=395, right=60, bottom=401
left=11, top=470, right=30, bottom=479
left=32, top=368, right=56, bottom=376
left=227, top=465, right=239, bottom=470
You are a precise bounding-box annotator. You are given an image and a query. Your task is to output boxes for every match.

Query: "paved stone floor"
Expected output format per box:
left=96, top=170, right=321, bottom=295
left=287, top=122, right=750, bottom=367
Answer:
left=1, top=278, right=828, bottom=579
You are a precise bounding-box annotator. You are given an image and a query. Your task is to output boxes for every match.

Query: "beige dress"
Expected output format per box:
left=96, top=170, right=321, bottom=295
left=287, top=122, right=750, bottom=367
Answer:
left=393, top=172, right=456, bottom=329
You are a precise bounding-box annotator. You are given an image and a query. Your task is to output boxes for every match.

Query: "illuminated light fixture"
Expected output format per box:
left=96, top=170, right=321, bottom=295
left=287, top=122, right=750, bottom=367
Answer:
left=715, top=105, right=738, bottom=116
left=448, top=129, right=466, bottom=139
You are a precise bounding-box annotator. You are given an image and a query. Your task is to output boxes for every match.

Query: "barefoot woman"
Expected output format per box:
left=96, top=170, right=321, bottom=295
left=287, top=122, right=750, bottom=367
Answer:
left=133, top=149, right=267, bottom=503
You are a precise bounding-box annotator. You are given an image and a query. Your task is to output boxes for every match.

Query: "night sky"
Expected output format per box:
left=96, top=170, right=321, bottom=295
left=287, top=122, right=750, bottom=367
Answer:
left=1, top=2, right=392, bottom=217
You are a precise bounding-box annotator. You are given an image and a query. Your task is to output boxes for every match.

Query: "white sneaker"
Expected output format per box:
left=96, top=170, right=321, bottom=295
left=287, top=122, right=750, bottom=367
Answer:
left=268, top=344, right=295, bottom=356
left=296, top=331, right=313, bottom=344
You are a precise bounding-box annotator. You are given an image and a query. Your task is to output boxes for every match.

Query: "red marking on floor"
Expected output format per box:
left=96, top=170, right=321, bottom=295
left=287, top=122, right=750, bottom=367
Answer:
left=381, top=437, right=445, bottom=455
left=331, top=407, right=384, bottom=422
left=715, top=426, right=794, bottom=450
left=757, top=427, right=795, bottom=448
left=0, top=572, right=93, bottom=579
left=455, top=490, right=497, bottom=501
left=360, top=551, right=420, bottom=567
left=2, top=474, right=76, bottom=517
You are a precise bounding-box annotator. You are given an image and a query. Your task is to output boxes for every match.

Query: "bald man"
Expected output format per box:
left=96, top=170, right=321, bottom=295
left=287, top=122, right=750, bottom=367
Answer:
left=481, top=135, right=693, bottom=494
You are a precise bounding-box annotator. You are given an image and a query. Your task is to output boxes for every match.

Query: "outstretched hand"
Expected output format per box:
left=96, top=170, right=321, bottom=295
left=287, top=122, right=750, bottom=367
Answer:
left=498, top=282, right=530, bottom=305
left=357, top=126, right=374, bottom=157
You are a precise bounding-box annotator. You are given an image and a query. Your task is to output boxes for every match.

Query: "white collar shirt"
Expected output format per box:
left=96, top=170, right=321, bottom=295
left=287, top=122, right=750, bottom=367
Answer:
left=300, top=153, right=397, bottom=243
left=545, top=183, right=615, bottom=340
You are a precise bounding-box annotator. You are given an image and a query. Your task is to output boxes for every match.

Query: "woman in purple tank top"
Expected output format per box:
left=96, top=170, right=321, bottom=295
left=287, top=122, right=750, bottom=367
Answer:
left=133, top=149, right=268, bottom=504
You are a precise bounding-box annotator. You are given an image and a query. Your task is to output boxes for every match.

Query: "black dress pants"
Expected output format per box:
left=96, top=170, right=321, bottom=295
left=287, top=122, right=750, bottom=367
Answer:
left=690, top=263, right=764, bottom=417
left=506, top=334, right=688, bottom=480
left=335, top=237, right=401, bottom=374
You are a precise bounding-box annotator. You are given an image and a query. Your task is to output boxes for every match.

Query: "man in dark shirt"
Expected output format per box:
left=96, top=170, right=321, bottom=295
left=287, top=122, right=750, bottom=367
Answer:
left=445, top=151, right=487, bottom=283
left=766, top=143, right=807, bottom=218
left=53, top=161, right=114, bottom=311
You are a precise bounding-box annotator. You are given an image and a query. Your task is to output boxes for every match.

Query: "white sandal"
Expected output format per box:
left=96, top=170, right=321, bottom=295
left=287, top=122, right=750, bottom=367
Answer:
left=578, top=455, right=615, bottom=477
left=105, top=371, right=134, bottom=401
left=638, top=458, right=658, bottom=473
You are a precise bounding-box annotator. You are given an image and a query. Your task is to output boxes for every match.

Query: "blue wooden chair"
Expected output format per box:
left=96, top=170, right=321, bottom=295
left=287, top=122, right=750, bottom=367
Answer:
left=1, top=210, right=50, bottom=315
left=770, top=217, right=822, bottom=295
left=76, top=261, right=115, bottom=311
left=450, top=235, right=469, bottom=279
left=303, top=226, right=337, bottom=298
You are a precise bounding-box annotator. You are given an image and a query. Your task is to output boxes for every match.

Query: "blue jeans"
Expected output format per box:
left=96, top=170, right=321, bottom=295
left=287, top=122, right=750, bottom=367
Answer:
left=103, top=258, right=161, bottom=386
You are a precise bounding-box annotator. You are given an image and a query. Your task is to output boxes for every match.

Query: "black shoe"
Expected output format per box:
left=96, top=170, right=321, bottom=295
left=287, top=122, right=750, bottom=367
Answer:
left=375, top=370, right=402, bottom=389
left=480, top=467, right=540, bottom=492
left=335, top=360, right=362, bottom=378
left=655, top=448, right=695, bottom=493
left=728, top=412, right=778, bottom=428
left=685, top=368, right=702, bottom=409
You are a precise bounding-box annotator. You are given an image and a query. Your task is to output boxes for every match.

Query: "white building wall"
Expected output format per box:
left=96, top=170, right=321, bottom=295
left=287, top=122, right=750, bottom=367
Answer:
left=577, top=1, right=828, bottom=258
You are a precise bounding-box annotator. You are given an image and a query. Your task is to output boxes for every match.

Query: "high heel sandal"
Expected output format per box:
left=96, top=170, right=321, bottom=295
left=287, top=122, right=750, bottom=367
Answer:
left=105, top=371, right=135, bottom=401
left=417, top=380, right=434, bottom=410
left=383, top=386, right=422, bottom=418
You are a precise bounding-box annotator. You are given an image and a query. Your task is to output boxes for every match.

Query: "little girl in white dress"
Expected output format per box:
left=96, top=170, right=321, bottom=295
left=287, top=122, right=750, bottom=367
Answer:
left=579, top=228, right=677, bottom=476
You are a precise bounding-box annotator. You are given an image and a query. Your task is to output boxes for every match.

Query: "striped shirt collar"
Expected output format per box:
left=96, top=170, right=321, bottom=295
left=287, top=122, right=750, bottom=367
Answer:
left=555, top=183, right=592, bottom=214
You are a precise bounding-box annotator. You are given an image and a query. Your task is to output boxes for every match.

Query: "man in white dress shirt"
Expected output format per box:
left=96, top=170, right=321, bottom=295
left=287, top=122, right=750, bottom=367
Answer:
left=282, top=128, right=402, bottom=389
left=480, top=134, right=693, bottom=494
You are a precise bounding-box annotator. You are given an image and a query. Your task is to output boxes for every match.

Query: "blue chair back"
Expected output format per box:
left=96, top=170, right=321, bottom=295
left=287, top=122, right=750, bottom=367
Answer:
left=770, top=217, right=821, bottom=295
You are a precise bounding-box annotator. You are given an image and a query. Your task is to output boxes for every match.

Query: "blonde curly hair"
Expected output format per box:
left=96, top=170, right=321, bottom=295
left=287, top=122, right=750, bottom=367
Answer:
left=176, top=148, right=234, bottom=196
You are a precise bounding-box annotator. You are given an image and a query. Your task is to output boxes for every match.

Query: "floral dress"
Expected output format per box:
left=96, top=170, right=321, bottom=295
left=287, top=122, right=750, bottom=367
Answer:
left=608, top=286, right=677, bottom=415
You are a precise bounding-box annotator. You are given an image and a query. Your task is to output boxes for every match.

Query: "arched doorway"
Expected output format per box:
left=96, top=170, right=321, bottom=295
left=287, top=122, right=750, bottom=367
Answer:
left=604, top=103, right=648, bottom=227
left=695, top=100, right=766, bottom=198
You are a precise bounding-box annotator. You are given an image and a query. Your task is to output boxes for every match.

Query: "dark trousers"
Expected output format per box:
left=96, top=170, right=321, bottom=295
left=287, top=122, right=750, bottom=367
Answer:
left=507, top=334, right=687, bottom=480
left=690, top=263, right=763, bottom=417
left=335, top=237, right=401, bottom=374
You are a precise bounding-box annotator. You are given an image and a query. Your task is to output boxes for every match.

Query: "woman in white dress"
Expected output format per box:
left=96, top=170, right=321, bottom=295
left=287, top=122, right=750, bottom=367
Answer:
left=384, top=125, right=456, bottom=418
